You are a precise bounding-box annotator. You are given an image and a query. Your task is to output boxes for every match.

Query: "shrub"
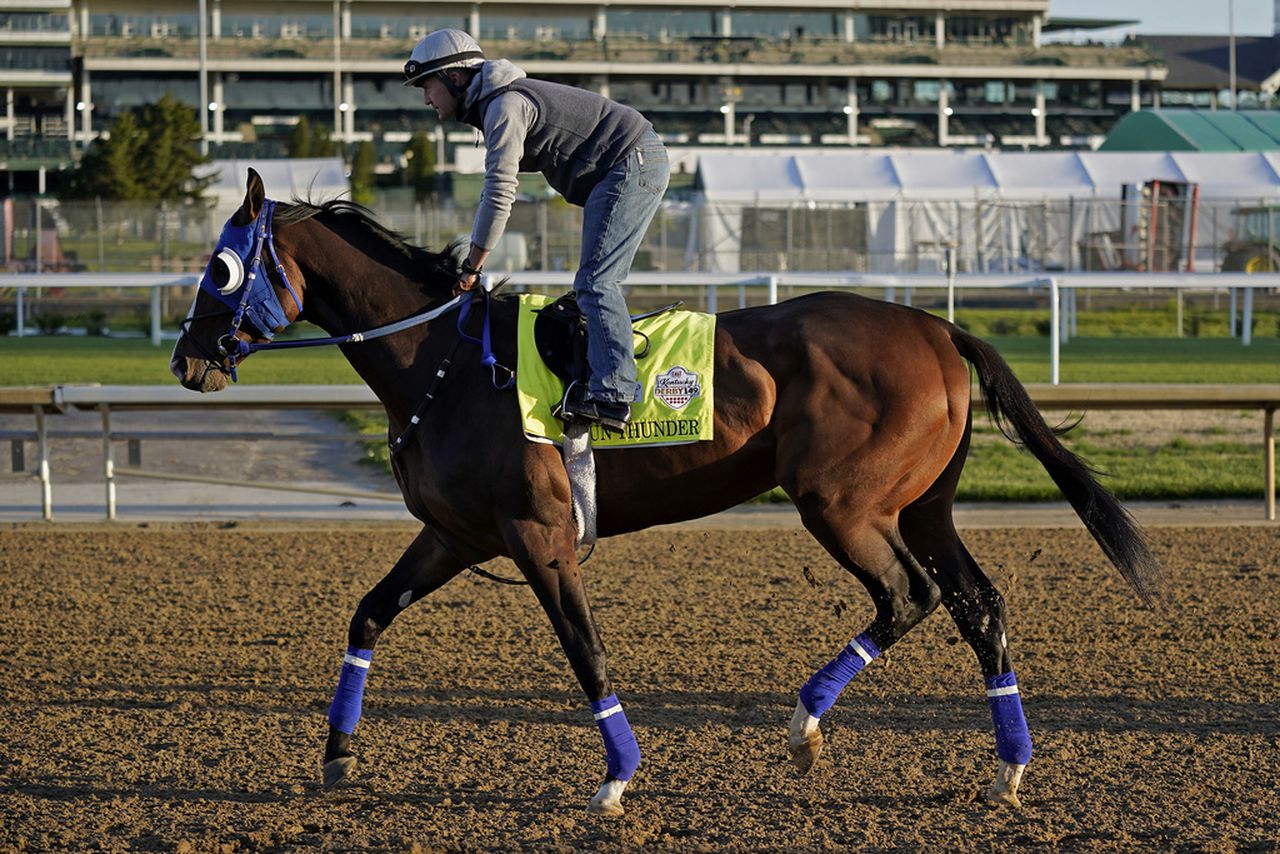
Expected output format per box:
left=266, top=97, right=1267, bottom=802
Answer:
left=0, top=310, right=15, bottom=335
left=81, top=310, right=109, bottom=336
left=34, top=312, right=67, bottom=335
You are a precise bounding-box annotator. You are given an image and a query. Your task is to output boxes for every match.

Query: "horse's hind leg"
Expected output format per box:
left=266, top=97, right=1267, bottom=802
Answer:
left=321, top=526, right=477, bottom=791
left=899, top=499, right=1032, bottom=808
left=785, top=494, right=942, bottom=775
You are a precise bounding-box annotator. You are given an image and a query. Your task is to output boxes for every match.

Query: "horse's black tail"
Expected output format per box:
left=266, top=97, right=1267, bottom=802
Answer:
left=949, top=327, right=1169, bottom=609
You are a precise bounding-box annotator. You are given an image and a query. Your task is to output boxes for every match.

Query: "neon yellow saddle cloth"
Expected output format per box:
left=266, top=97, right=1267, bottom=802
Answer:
left=516, top=293, right=716, bottom=448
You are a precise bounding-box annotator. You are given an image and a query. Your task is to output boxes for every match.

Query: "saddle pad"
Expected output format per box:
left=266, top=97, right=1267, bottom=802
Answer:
left=516, top=293, right=716, bottom=448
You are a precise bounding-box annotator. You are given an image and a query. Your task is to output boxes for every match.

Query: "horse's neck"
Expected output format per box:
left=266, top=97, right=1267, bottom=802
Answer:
left=311, top=243, right=452, bottom=427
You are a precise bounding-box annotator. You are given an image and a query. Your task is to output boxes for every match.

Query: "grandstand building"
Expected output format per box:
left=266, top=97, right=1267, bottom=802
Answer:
left=1, top=0, right=1185, bottom=180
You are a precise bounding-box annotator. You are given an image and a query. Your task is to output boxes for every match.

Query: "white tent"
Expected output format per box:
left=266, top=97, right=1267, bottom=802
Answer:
left=690, top=150, right=1280, bottom=272
left=197, top=158, right=350, bottom=215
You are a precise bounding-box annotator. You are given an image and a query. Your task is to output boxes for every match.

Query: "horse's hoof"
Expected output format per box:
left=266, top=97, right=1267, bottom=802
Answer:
left=985, top=760, right=1026, bottom=808
left=321, top=756, right=357, bottom=792
left=788, top=700, right=823, bottom=775
left=985, top=786, right=1023, bottom=809
left=588, top=779, right=627, bottom=817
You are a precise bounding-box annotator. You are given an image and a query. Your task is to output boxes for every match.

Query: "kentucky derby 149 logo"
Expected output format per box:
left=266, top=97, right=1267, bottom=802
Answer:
left=653, top=365, right=702, bottom=410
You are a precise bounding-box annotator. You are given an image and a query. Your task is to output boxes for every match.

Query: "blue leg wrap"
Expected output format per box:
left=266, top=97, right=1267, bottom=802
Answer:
left=799, top=632, right=881, bottom=718
left=986, top=671, right=1033, bottom=765
left=591, top=694, right=640, bottom=781
left=328, top=647, right=373, bottom=735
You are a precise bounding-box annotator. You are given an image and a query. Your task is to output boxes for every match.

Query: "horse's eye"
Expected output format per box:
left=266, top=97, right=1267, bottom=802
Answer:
left=213, top=248, right=246, bottom=296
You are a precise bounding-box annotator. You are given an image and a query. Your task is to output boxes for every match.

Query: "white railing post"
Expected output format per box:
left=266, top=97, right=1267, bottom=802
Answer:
left=15, top=287, right=24, bottom=336
left=102, top=404, right=116, bottom=521
left=1266, top=407, right=1275, bottom=522
left=767, top=275, right=778, bottom=305
left=1049, top=277, right=1060, bottom=385
left=706, top=285, right=717, bottom=314
left=34, top=405, right=51, bottom=520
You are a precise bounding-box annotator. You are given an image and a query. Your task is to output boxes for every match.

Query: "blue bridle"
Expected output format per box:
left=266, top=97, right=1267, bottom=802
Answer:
left=200, top=199, right=304, bottom=368
left=193, top=196, right=511, bottom=388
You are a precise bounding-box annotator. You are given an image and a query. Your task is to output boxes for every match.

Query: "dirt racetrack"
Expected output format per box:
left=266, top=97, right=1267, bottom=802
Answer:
left=1, top=522, right=1277, bottom=852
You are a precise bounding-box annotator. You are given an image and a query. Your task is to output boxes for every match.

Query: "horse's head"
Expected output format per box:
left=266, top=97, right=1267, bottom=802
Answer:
left=171, top=168, right=306, bottom=392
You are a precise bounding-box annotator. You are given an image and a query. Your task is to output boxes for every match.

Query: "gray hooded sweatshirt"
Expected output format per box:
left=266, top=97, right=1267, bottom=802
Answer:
left=458, top=59, right=653, bottom=251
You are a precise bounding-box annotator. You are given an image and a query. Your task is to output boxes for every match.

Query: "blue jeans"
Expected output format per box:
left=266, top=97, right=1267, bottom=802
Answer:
left=575, top=129, right=669, bottom=404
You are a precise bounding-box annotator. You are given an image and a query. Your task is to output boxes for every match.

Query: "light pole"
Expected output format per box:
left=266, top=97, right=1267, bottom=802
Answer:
left=1229, top=0, right=1237, bottom=110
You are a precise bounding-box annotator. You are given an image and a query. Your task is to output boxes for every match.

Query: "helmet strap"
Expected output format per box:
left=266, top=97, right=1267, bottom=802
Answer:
left=437, top=70, right=468, bottom=100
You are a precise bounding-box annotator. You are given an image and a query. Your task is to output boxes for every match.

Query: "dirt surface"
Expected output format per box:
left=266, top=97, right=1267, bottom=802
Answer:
left=2, top=522, right=1278, bottom=852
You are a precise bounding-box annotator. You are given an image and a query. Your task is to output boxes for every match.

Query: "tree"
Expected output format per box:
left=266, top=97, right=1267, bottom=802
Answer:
left=135, top=94, right=213, bottom=202
left=62, top=94, right=210, bottom=203
left=289, top=116, right=312, bottom=158
left=62, top=110, right=147, bottom=200
left=309, top=122, right=337, bottom=158
left=404, top=130, right=436, bottom=201
left=349, top=140, right=376, bottom=206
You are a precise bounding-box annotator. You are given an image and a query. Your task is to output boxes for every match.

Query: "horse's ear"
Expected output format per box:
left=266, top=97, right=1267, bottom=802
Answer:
left=233, top=168, right=266, bottom=226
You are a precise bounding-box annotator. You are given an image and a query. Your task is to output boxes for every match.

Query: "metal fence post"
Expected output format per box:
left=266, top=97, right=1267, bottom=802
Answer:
left=766, top=275, right=778, bottom=305
left=16, top=287, right=25, bottom=336
left=1049, top=277, right=1060, bottom=385
left=1243, top=286, right=1254, bottom=346
left=150, top=287, right=162, bottom=346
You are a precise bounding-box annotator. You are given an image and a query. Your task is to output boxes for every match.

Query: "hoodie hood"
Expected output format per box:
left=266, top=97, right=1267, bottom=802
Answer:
left=463, top=59, right=528, bottom=111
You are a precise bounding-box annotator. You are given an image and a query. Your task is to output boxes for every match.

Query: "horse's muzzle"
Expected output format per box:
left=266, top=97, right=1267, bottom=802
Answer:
left=171, top=354, right=230, bottom=393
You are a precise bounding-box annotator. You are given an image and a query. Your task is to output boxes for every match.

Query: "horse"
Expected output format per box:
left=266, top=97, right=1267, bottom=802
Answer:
left=172, top=169, right=1166, bottom=816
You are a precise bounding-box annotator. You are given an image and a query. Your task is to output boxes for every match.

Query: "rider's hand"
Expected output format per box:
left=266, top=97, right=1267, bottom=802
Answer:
left=452, top=272, right=478, bottom=296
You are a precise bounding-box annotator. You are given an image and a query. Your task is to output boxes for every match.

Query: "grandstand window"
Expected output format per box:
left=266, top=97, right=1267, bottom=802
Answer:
left=220, top=14, right=332, bottom=40
left=0, top=46, right=68, bottom=70
left=479, top=14, right=592, bottom=42
left=348, top=14, right=466, bottom=39
left=730, top=12, right=837, bottom=40
left=868, top=16, right=932, bottom=44
left=0, top=13, right=69, bottom=34
left=604, top=10, right=715, bottom=40
left=90, top=14, right=196, bottom=38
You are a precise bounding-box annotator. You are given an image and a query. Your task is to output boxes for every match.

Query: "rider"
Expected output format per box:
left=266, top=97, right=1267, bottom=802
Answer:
left=403, top=28, right=669, bottom=434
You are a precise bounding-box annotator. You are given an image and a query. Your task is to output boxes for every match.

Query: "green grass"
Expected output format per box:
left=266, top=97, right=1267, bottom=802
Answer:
left=0, top=336, right=360, bottom=386
left=956, top=438, right=1265, bottom=502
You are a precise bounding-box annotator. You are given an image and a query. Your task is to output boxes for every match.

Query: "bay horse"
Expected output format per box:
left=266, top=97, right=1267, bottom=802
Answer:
left=172, top=170, right=1165, bottom=815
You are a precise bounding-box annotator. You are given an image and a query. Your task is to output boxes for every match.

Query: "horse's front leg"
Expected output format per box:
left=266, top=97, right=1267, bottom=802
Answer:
left=506, top=517, right=639, bottom=817
left=321, top=526, right=478, bottom=790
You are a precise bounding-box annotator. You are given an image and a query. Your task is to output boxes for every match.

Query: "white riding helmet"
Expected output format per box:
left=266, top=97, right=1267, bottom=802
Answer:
left=403, top=29, right=485, bottom=87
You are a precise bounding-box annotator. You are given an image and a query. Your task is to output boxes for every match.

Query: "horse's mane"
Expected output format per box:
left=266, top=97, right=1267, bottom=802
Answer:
left=277, top=198, right=462, bottom=280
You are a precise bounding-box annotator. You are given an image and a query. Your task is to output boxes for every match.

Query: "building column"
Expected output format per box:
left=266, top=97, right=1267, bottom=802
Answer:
left=79, top=71, right=91, bottom=141
left=595, top=5, right=606, bottom=40
left=935, top=12, right=944, bottom=50
left=594, top=75, right=609, bottom=98
left=64, top=86, right=74, bottom=140
left=1153, top=88, right=1161, bottom=111
left=342, top=74, right=354, bottom=140
left=340, top=0, right=350, bottom=39
left=6, top=89, right=14, bottom=141
left=846, top=83, right=859, bottom=145
left=1131, top=79, right=1140, bottom=113
left=211, top=74, right=224, bottom=142
left=938, top=80, right=949, bottom=143
left=1032, top=14, right=1041, bottom=48
left=79, top=4, right=89, bottom=38
left=720, top=76, right=735, bottom=143
left=211, top=0, right=221, bottom=40
left=1034, top=81, right=1046, bottom=145
left=720, top=7, right=731, bottom=37
left=469, top=4, right=480, bottom=37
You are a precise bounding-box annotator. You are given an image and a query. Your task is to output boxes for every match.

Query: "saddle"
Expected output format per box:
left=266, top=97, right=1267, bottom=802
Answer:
left=532, top=292, right=681, bottom=387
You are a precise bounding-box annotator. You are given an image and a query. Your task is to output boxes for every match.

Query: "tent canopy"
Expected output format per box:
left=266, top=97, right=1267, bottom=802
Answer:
left=1099, top=110, right=1280, bottom=152
left=198, top=158, right=349, bottom=213
left=693, top=149, right=1280, bottom=203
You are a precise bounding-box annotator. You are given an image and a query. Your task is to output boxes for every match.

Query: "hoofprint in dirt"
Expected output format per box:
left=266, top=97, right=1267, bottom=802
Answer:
left=0, top=524, right=1276, bottom=851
